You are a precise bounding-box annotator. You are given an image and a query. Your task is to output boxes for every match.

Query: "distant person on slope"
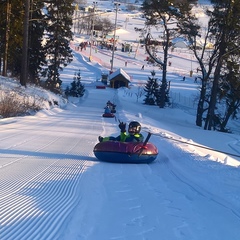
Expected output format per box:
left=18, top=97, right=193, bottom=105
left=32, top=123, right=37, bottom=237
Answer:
left=104, top=106, right=111, bottom=114
left=98, top=121, right=144, bottom=143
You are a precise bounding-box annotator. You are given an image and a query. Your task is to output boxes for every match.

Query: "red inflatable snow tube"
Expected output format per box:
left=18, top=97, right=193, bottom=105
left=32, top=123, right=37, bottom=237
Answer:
left=93, top=141, right=158, bottom=164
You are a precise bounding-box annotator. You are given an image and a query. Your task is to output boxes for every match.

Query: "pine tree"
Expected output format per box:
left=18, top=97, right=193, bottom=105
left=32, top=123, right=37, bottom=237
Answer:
left=28, top=0, right=46, bottom=85
left=65, top=70, right=85, bottom=98
left=43, top=0, right=74, bottom=93
left=0, top=0, right=24, bottom=77
left=144, top=71, right=159, bottom=105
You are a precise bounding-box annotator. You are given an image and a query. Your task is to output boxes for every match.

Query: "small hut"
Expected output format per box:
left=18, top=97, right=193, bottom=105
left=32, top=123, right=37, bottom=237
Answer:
left=109, top=68, right=130, bottom=89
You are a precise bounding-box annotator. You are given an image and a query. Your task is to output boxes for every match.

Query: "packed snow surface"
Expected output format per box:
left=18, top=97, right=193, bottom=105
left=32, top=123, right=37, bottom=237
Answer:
left=1, top=1, right=240, bottom=239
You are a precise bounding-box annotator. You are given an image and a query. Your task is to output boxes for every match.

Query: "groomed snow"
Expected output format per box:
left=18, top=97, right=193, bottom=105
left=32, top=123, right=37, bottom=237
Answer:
left=1, top=1, right=240, bottom=239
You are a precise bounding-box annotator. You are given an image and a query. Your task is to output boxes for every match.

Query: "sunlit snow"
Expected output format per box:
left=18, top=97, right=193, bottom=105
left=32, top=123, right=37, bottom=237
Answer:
left=1, top=1, right=240, bottom=240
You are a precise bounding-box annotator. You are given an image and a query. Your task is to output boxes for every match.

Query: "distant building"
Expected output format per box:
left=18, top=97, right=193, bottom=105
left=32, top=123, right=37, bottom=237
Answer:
left=109, top=68, right=131, bottom=88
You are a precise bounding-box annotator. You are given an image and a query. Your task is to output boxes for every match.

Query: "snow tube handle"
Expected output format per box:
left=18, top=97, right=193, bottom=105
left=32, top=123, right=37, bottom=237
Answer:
left=138, top=132, right=152, bottom=157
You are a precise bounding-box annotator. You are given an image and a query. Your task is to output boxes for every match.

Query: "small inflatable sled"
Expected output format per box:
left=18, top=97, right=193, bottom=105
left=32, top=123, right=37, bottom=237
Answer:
left=102, top=113, right=115, bottom=118
left=93, top=133, right=158, bottom=164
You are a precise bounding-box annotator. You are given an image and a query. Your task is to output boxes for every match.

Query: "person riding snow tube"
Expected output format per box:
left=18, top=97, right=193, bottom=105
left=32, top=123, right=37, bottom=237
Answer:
left=98, top=121, right=144, bottom=143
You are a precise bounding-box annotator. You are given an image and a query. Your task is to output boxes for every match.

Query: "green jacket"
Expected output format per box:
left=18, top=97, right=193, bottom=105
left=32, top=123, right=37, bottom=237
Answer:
left=103, top=132, right=144, bottom=142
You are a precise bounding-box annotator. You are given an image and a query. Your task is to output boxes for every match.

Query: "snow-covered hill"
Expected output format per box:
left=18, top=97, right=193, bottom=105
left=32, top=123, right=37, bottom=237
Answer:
left=1, top=1, right=240, bottom=239
left=1, top=47, right=240, bottom=239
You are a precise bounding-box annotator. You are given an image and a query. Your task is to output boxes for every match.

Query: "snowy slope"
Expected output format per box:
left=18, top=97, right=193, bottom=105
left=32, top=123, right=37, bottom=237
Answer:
left=1, top=52, right=240, bottom=239
left=1, top=1, right=240, bottom=239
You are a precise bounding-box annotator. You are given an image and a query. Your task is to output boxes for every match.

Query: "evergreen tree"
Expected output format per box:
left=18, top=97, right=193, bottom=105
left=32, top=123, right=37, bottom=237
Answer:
left=144, top=71, right=159, bottom=105
left=0, top=0, right=8, bottom=75
left=65, top=86, right=70, bottom=97
left=43, top=0, right=74, bottom=93
left=0, top=0, right=24, bottom=77
left=28, top=0, right=46, bottom=85
left=65, top=70, right=85, bottom=98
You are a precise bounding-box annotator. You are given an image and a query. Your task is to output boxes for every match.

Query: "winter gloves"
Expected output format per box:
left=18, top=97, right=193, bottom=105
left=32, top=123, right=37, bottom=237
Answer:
left=118, top=122, right=126, bottom=132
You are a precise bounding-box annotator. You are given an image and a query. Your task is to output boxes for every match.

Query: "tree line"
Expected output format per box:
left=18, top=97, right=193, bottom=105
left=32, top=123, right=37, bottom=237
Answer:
left=0, top=0, right=74, bottom=93
left=142, top=0, right=240, bottom=132
left=0, top=0, right=114, bottom=93
left=1, top=0, right=239, bottom=132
